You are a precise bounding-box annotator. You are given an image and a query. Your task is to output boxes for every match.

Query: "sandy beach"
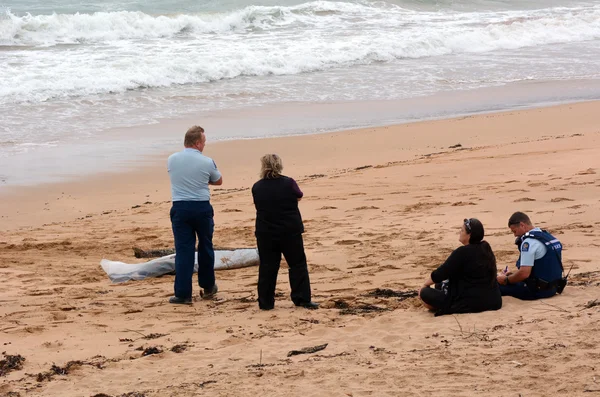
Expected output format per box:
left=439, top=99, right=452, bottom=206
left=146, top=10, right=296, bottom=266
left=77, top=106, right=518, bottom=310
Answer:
left=1, top=101, right=600, bottom=396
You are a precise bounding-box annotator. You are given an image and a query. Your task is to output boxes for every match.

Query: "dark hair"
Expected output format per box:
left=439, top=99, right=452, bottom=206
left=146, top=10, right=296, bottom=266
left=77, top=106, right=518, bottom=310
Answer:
left=466, top=218, right=497, bottom=284
left=508, top=211, right=531, bottom=227
left=465, top=218, right=484, bottom=244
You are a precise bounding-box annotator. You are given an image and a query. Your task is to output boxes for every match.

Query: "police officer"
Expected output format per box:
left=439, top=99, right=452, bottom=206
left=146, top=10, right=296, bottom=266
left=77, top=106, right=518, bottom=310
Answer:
left=497, top=211, right=565, bottom=300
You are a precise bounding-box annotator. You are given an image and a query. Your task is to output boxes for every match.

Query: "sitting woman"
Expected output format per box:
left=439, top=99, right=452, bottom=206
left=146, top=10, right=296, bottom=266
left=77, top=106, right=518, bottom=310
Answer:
left=419, top=218, right=502, bottom=316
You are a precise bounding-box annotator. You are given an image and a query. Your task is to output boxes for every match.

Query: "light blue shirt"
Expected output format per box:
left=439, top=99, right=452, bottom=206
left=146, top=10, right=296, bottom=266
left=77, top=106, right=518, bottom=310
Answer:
left=168, top=148, right=221, bottom=202
left=519, top=227, right=547, bottom=267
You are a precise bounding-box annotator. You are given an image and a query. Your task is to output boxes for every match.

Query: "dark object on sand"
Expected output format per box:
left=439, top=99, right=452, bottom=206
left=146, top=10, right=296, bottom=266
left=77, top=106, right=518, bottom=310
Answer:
left=367, top=288, right=418, bottom=300
left=141, top=347, right=162, bottom=356
left=133, top=247, right=175, bottom=258
left=0, top=353, right=25, bottom=376
left=287, top=343, right=328, bottom=357
left=133, top=246, right=245, bottom=258
left=583, top=299, right=600, bottom=309
left=339, top=304, right=388, bottom=315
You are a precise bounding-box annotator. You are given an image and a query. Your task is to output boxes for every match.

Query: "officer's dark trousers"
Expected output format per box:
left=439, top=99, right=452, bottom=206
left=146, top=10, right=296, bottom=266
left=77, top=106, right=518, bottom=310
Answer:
left=499, top=282, right=556, bottom=300
left=256, top=233, right=312, bottom=309
left=170, top=201, right=215, bottom=299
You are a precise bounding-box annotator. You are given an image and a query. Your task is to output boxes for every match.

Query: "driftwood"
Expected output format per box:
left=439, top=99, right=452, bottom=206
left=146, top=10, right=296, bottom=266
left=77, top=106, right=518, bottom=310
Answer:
left=287, top=343, right=328, bottom=357
left=133, top=246, right=250, bottom=258
left=583, top=299, right=600, bottom=309
left=133, top=247, right=174, bottom=258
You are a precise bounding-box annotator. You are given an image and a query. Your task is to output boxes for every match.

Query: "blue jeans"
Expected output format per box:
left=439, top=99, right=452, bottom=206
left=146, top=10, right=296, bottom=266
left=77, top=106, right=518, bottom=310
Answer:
left=499, top=282, right=556, bottom=300
left=170, top=201, right=215, bottom=299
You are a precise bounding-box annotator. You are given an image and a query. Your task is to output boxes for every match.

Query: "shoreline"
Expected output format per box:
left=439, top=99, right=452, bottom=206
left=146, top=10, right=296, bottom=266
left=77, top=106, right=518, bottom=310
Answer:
left=3, top=77, right=600, bottom=189
left=2, top=99, right=600, bottom=231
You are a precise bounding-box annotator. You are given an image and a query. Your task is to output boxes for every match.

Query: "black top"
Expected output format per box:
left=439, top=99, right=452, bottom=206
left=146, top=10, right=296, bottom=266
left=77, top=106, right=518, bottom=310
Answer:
left=252, top=176, right=304, bottom=236
left=431, top=243, right=502, bottom=315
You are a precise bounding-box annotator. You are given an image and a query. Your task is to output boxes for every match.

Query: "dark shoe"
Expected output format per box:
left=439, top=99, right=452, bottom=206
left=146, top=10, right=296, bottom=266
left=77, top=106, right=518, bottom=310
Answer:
left=259, top=305, right=274, bottom=311
left=169, top=296, right=192, bottom=304
left=296, top=301, right=319, bottom=310
left=200, top=284, right=218, bottom=300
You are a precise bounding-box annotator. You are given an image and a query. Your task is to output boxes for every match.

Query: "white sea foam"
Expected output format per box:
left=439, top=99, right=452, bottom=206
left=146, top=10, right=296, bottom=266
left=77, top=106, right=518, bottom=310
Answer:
left=1, top=2, right=599, bottom=105
left=1, top=0, right=600, bottom=187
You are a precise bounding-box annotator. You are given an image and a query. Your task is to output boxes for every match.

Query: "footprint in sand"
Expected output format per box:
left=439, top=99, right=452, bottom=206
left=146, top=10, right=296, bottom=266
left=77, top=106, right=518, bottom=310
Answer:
left=335, top=240, right=362, bottom=245
left=514, top=197, right=536, bottom=202
left=577, top=168, right=596, bottom=175
left=350, top=206, right=380, bottom=211
left=451, top=201, right=477, bottom=206
left=551, top=197, right=574, bottom=202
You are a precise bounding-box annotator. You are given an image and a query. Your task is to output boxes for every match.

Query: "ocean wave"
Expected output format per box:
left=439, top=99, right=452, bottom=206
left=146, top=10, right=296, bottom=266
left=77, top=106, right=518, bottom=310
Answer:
left=1, top=1, right=599, bottom=104
left=2, top=2, right=598, bottom=46
left=0, top=2, right=385, bottom=45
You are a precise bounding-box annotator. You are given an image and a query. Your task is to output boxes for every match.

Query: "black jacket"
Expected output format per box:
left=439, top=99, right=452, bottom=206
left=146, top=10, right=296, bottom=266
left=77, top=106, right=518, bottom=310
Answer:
left=252, top=176, right=304, bottom=236
left=431, top=243, right=502, bottom=315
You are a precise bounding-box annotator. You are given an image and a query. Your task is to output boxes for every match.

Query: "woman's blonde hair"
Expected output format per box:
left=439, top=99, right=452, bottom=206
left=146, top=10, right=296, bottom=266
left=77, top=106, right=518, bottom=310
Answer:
left=260, top=154, right=283, bottom=179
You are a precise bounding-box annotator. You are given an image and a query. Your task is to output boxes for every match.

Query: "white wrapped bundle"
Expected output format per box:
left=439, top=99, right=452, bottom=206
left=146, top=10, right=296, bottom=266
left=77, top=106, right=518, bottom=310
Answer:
left=100, top=249, right=259, bottom=283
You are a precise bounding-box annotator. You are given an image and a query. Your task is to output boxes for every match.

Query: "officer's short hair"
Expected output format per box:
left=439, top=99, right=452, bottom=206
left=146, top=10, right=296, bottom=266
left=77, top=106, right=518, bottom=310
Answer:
left=184, top=125, right=205, bottom=147
left=508, top=211, right=531, bottom=227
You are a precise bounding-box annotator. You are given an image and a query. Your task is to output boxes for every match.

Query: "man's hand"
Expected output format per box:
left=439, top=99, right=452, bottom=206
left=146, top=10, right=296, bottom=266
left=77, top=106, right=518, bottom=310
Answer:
left=209, top=177, right=223, bottom=186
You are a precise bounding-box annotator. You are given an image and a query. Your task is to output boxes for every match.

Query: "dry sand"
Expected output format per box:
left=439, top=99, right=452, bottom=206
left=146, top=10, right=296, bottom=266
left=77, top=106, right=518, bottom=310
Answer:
left=1, top=101, right=600, bottom=396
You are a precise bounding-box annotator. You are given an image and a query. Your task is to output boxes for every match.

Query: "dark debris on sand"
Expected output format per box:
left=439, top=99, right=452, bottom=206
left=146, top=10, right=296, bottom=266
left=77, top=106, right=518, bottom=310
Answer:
left=133, top=247, right=175, bottom=258
left=141, top=347, right=163, bottom=356
left=36, top=359, right=106, bottom=382
left=339, top=304, right=388, bottom=315
left=287, top=343, right=328, bottom=357
left=91, top=393, right=146, bottom=397
left=143, top=333, right=167, bottom=340
left=0, top=353, right=25, bottom=377
left=583, top=299, right=600, bottom=309
left=36, top=360, right=85, bottom=382
left=367, top=288, right=418, bottom=300
left=171, top=344, right=188, bottom=353
left=333, top=300, right=350, bottom=309
left=569, top=271, right=600, bottom=287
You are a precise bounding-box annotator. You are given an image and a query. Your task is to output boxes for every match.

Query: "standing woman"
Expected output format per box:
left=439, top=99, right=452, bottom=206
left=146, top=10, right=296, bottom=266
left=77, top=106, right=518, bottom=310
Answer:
left=419, top=218, right=502, bottom=316
left=251, top=154, right=318, bottom=310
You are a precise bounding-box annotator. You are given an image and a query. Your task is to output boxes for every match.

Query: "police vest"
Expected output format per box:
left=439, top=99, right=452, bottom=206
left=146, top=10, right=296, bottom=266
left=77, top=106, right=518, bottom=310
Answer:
left=515, top=230, right=563, bottom=284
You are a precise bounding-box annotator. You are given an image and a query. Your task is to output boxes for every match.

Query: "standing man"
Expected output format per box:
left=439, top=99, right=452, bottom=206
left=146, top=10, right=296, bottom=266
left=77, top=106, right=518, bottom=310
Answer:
left=497, top=211, right=565, bottom=300
left=167, top=125, right=222, bottom=304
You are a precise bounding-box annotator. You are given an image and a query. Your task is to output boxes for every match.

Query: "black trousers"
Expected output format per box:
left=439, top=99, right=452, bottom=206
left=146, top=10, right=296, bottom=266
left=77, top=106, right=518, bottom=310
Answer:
left=256, top=233, right=312, bottom=309
left=420, top=283, right=448, bottom=309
